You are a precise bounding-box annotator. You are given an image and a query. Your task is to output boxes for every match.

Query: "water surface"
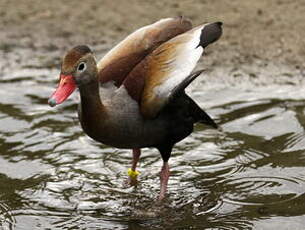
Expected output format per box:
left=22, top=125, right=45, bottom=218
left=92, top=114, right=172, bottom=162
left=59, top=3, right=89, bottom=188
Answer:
left=1, top=46, right=305, bottom=229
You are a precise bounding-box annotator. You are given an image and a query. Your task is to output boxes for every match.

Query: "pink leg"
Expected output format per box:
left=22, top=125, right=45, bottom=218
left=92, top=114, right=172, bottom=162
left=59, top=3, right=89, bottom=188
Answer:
left=131, top=148, right=141, bottom=172
left=158, top=162, right=170, bottom=201
left=125, top=148, right=141, bottom=186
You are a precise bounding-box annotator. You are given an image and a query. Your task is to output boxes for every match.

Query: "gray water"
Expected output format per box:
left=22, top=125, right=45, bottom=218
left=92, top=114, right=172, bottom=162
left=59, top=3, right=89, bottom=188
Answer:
left=1, top=46, right=305, bottom=229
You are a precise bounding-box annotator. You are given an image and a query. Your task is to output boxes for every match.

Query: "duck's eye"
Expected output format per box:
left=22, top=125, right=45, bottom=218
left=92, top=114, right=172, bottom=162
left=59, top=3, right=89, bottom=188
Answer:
left=77, top=62, right=86, bottom=72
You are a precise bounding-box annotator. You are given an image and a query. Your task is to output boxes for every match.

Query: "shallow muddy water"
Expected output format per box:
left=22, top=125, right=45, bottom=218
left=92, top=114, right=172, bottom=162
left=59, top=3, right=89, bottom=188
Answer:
left=1, top=46, right=305, bottom=230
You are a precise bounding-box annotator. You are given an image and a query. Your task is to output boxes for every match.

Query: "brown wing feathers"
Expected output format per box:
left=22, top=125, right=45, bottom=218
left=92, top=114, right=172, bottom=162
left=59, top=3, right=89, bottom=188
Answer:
left=133, top=22, right=222, bottom=119
left=123, top=42, right=177, bottom=103
left=98, top=17, right=192, bottom=87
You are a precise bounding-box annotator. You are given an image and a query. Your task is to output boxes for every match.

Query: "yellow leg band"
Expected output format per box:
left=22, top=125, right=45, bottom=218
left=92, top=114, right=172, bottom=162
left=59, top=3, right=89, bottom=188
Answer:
left=128, top=168, right=140, bottom=179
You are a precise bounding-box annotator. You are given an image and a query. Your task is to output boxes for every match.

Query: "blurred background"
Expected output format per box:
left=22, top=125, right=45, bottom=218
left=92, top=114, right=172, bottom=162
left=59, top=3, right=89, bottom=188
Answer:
left=1, top=0, right=305, bottom=229
left=2, top=0, right=305, bottom=87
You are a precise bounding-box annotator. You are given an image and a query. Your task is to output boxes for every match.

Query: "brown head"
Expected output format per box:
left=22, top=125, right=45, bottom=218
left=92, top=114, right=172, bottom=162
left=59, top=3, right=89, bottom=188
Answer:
left=48, top=45, right=98, bottom=107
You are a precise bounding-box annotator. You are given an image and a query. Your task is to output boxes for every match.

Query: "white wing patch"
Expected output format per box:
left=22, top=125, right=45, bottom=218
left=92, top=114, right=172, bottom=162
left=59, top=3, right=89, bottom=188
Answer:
left=140, top=25, right=207, bottom=118
left=154, top=27, right=204, bottom=99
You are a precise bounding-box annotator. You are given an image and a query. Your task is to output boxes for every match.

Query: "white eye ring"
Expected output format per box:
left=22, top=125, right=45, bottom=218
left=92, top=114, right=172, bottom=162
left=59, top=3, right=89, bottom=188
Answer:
left=77, top=62, right=86, bottom=72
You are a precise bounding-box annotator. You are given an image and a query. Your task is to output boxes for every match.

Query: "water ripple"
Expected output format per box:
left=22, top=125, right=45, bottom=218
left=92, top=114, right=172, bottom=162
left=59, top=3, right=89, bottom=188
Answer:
left=2, top=47, right=305, bottom=228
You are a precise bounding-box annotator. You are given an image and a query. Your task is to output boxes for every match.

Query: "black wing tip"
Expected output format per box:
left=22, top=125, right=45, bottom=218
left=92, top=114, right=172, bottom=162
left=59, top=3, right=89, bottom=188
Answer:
left=199, top=21, right=223, bottom=48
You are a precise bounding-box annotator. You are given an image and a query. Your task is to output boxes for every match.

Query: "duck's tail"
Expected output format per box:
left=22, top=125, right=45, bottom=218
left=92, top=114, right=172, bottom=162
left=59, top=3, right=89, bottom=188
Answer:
left=186, top=94, right=218, bottom=129
left=168, top=69, right=218, bottom=129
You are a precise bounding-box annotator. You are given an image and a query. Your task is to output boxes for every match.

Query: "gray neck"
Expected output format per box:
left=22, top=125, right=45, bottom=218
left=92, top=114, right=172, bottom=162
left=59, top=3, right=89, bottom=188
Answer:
left=79, top=79, right=101, bottom=105
left=78, top=78, right=107, bottom=139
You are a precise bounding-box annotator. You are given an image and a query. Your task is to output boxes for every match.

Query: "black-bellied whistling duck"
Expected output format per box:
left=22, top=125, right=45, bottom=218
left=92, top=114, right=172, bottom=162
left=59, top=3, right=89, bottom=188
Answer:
left=48, top=17, right=222, bottom=200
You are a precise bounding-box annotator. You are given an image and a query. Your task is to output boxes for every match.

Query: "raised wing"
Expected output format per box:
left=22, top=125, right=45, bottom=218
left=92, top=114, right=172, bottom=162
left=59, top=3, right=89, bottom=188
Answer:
left=97, top=17, right=192, bottom=87
left=124, top=22, right=222, bottom=119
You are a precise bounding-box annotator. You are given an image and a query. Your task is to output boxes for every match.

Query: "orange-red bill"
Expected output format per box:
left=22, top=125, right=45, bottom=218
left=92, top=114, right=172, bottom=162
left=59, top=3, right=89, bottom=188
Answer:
left=48, top=74, right=76, bottom=107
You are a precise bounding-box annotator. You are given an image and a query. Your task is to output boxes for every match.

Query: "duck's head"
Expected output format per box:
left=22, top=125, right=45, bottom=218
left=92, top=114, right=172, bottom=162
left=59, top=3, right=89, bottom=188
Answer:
left=48, top=45, right=97, bottom=107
